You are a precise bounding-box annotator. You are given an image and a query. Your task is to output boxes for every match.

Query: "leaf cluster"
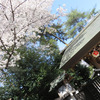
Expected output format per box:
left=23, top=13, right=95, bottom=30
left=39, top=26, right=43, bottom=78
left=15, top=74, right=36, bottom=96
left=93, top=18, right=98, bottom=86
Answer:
left=64, top=8, right=98, bottom=38
left=66, top=63, right=93, bottom=89
left=0, top=46, right=62, bottom=100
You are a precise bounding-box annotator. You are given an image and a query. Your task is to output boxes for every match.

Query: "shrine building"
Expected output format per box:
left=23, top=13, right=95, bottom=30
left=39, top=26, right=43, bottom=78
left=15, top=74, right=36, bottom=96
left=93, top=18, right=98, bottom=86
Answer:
left=50, top=13, right=100, bottom=100
left=60, top=13, right=100, bottom=70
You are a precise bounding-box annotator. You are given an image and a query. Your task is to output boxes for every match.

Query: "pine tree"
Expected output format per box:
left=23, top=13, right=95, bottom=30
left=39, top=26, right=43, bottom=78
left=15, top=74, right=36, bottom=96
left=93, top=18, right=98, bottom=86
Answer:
left=64, top=8, right=98, bottom=39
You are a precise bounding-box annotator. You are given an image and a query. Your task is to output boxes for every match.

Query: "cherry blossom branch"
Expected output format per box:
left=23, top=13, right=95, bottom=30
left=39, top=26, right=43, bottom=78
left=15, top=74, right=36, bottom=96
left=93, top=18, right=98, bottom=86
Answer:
left=0, top=37, right=10, bottom=55
left=17, top=15, right=52, bottom=34
left=38, top=0, right=46, bottom=7
left=6, top=28, right=16, bottom=68
left=2, top=10, right=9, bottom=21
left=0, top=27, right=17, bottom=68
left=0, top=0, right=55, bottom=68
left=14, top=0, right=27, bottom=12
left=0, top=3, right=6, bottom=8
left=0, top=3, right=8, bottom=20
left=10, top=0, right=14, bottom=21
left=4, top=13, right=9, bottom=20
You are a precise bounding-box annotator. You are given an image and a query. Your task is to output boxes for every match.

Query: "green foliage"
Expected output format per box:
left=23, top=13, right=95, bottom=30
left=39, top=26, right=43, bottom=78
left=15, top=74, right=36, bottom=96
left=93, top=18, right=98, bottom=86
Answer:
left=87, top=8, right=98, bottom=19
left=64, top=8, right=98, bottom=38
left=36, top=24, right=65, bottom=46
left=66, top=63, right=93, bottom=89
left=0, top=17, right=65, bottom=99
left=0, top=47, right=62, bottom=100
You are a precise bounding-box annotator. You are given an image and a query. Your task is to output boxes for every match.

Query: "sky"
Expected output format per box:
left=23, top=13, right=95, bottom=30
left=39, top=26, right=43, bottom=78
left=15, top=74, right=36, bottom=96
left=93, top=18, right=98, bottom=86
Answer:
left=52, top=0, right=100, bottom=50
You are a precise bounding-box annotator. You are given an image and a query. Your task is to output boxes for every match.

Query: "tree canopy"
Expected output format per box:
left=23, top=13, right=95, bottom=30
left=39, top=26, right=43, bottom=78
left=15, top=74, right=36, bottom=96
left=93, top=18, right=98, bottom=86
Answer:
left=64, top=8, right=98, bottom=39
left=0, top=0, right=65, bottom=68
left=0, top=46, right=62, bottom=100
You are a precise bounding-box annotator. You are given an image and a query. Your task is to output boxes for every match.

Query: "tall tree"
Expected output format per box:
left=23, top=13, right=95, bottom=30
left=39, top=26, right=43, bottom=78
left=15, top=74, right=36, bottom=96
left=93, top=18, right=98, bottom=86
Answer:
left=64, top=8, right=98, bottom=39
left=0, top=0, right=59, bottom=68
left=0, top=46, right=62, bottom=100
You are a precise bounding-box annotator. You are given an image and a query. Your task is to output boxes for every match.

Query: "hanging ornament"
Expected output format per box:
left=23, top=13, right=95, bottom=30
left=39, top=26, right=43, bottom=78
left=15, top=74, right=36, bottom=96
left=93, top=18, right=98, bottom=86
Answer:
left=92, top=50, right=99, bottom=58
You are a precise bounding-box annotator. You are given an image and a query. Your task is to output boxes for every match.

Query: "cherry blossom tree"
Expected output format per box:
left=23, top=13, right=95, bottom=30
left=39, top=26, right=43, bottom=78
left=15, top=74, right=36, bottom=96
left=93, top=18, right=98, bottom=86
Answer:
left=0, top=0, right=57, bottom=68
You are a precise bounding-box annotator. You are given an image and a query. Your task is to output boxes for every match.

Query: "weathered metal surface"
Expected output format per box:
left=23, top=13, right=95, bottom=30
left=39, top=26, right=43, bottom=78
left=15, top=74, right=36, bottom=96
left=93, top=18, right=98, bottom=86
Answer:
left=60, top=13, right=100, bottom=69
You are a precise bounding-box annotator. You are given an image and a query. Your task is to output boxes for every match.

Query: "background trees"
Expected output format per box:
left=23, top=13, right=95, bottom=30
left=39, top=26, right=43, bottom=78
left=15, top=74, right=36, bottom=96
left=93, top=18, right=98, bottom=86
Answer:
left=0, top=46, right=62, bottom=100
left=63, top=8, right=98, bottom=39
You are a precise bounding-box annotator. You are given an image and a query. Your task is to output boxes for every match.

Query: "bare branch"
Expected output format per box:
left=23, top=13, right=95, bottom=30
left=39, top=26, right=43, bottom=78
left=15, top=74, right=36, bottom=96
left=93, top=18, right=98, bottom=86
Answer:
left=6, top=28, right=16, bottom=68
left=0, top=27, right=17, bottom=68
left=38, top=0, right=46, bottom=7
left=9, top=0, right=13, bottom=10
left=14, top=0, right=27, bottom=12
left=10, top=0, right=14, bottom=21
left=2, top=10, right=9, bottom=21
left=0, top=37, right=10, bottom=55
left=0, top=3, right=6, bottom=8
left=0, top=3, right=8, bottom=20
left=4, top=13, right=9, bottom=20
left=6, top=53, right=12, bottom=68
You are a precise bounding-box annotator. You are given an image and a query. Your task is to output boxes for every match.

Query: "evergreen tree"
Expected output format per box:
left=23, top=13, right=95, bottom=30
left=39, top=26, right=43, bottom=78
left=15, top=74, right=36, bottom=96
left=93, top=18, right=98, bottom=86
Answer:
left=64, top=8, right=98, bottom=38
left=0, top=47, right=62, bottom=100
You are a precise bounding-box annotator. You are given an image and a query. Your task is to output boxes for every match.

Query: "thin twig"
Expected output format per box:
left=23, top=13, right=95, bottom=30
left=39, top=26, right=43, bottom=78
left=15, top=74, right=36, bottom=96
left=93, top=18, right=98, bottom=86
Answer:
left=4, top=14, right=9, bottom=20
left=6, top=28, right=16, bottom=68
left=0, top=3, right=8, bottom=20
left=38, top=0, right=46, bottom=7
left=0, top=37, right=10, bottom=55
left=0, top=3, right=6, bottom=8
left=14, top=0, right=27, bottom=11
left=17, top=16, right=51, bottom=34
left=2, top=10, right=9, bottom=21
left=10, top=0, right=14, bottom=21
left=49, top=32, right=68, bottom=46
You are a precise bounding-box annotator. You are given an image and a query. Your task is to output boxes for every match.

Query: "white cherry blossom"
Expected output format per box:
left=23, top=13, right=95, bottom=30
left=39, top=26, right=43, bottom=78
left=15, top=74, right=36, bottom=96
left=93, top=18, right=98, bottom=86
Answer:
left=0, top=0, right=56, bottom=68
